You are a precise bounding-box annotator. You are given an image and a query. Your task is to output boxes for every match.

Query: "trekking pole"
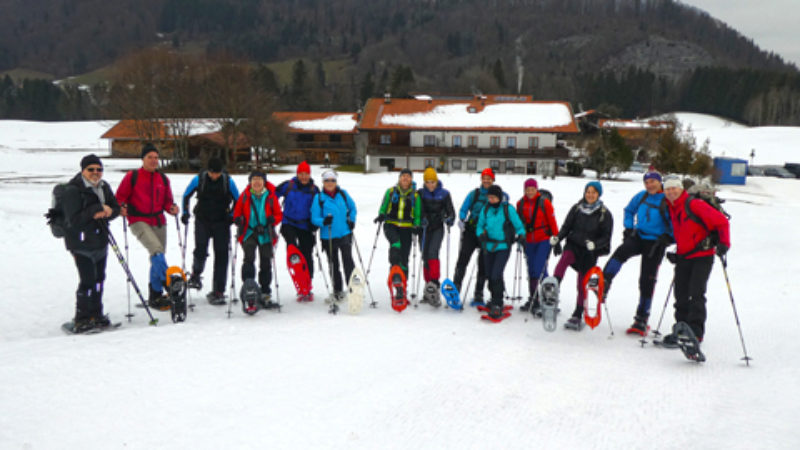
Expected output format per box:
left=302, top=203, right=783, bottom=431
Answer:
left=719, top=255, right=752, bottom=366
left=122, top=217, right=134, bottom=322
left=413, top=227, right=427, bottom=307
left=176, top=215, right=195, bottom=310
left=315, top=231, right=332, bottom=298
left=352, top=232, right=377, bottom=308
left=365, top=222, right=383, bottom=284
left=104, top=222, right=158, bottom=325
left=227, top=234, right=239, bottom=318
left=602, top=297, right=615, bottom=338
left=175, top=215, right=186, bottom=270
left=445, top=225, right=451, bottom=279
left=464, top=257, right=478, bottom=306
left=651, top=277, right=674, bottom=338
left=269, top=228, right=281, bottom=311
left=326, top=222, right=338, bottom=314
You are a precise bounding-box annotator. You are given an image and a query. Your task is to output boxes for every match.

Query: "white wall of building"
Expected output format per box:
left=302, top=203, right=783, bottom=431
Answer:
left=409, top=130, right=556, bottom=149
left=366, top=154, right=556, bottom=177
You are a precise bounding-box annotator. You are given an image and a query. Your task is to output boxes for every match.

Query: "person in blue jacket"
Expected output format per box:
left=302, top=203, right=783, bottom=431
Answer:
left=453, top=168, right=509, bottom=306
left=602, top=171, right=674, bottom=335
left=181, top=157, right=240, bottom=305
left=310, top=169, right=357, bottom=302
left=476, top=184, right=526, bottom=319
left=275, top=161, right=320, bottom=280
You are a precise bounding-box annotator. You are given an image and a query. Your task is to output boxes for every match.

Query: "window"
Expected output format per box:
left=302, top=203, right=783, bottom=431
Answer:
left=467, top=159, right=478, bottom=171
left=297, top=134, right=314, bottom=142
left=731, top=163, right=746, bottom=177
left=468, top=136, right=478, bottom=147
left=424, top=158, right=436, bottom=168
left=505, top=160, right=515, bottom=171
left=529, top=137, right=540, bottom=149
left=423, top=135, right=436, bottom=146
left=490, top=136, right=500, bottom=148
left=379, top=158, right=396, bottom=170
left=452, top=135, right=462, bottom=148
left=506, top=137, right=517, bottom=149
left=329, top=134, right=342, bottom=142
left=489, top=160, right=500, bottom=170
left=380, top=134, right=392, bottom=145
left=451, top=159, right=463, bottom=170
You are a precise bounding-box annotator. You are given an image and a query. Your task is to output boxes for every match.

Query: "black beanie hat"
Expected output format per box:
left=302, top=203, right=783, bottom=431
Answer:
left=141, top=143, right=159, bottom=158
left=399, top=168, right=413, bottom=177
left=249, top=170, right=267, bottom=182
left=208, top=157, right=223, bottom=173
left=80, top=154, right=103, bottom=170
left=487, top=184, right=503, bottom=199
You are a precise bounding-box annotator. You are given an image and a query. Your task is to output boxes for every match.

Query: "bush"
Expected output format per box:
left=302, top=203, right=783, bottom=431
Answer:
left=566, top=161, right=584, bottom=177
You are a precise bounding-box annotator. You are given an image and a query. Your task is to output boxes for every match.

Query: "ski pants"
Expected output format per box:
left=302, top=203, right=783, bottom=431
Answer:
left=281, top=224, right=316, bottom=280
left=384, top=224, right=413, bottom=274
left=72, top=250, right=107, bottom=321
left=673, top=255, right=714, bottom=340
left=524, top=240, right=551, bottom=298
left=553, top=249, right=591, bottom=317
left=420, top=226, right=444, bottom=283
left=483, top=248, right=510, bottom=307
left=129, top=222, right=168, bottom=291
left=241, top=235, right=273, bottom=294
left=603, top=235, right=665, bottom=318
left=192, top=219, right=230, bottom=293
left=321, top=234, right=355, bottom=293
left=453, top=225, right=487, bottom=297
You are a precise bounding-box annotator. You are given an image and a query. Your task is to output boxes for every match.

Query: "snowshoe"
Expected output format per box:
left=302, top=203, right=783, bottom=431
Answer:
left=61, top=318, right=96, bottom=334
left=441, top=279, right=462, bottom=310
left=654, top=331, right=680, bottom=349
left=347, top=268, right=366, bottom=315
left=296, top=293, right=314, bottom=303
left=422, top=281, right=441, bottom=307
left=539, top=277, right=560, bottom=332
left=480, top=303, right=512, bottom=323
left=148, top=288, right=171, bottom=311
left=564, top=316, right=585, bottom=331
left=240, top=278, right=261, bottom=315
left=626, top=316, right=650, bottom=337
left=187, top=274, right=202, bottom=290
left=388, top=265, right=409, bottom=313
left=674, top=322, right=706, bottom=362
left=166, top=267, right=188, bottom=323
left=581, top=267, right=604, bottom=329
left=287, top=244, right=312, bottom=300
left=206, top=291, right=227, bottom=306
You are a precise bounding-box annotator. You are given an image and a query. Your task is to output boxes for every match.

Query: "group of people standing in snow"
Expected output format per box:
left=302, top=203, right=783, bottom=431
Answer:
left=59, top=143, right=731, bottom=356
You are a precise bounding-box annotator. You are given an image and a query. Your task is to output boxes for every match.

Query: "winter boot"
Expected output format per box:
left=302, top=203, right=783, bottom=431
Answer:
left=259, top=291, right=272, bottom=309
left=206, top=291, right=226, bottom=306
left=529, top=296, right=543, bottom=318
left=564, top=304, right=584, bottom=331
left=488, top=303, right=505, bottom=320
left=658, top=331, right=680, bottom=349
left=626, top=315, right=650, bottom=336
left=188, top=273, right=202, bottom=290
left=148, top=285, right=171, bottom=311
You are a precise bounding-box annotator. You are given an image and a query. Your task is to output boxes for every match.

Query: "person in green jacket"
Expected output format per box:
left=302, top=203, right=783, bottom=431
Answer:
left=374, top=169, right=422, bottom=286
left=476, top=184, right=526, bottom=319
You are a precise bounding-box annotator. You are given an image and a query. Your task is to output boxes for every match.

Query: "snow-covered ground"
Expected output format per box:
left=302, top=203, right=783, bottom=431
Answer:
left=1, top=120, right=799, bottom=449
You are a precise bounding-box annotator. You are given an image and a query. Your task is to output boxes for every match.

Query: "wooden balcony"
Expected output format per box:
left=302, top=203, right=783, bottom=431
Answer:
left=367, top=145, right=568, bottom=159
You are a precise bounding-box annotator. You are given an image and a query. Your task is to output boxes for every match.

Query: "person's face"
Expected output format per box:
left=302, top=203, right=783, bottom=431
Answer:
left=488, top=195, right=500, bottom=205
left=298, top=172, right=311, bottom=184
left=481, top=175, right=493, bottom=189
left=142, top=152, right=159, bottom=172
left=525, top=186, right=538, bottom=198
left=644, top=178, right=661, bottom=194
left=208, top=171, right=222, bottom=181
left=399, top=173, right=412, bottom=190
left=82, top=164, right=103, bottom=185
left=250, top=177, right=265, bottom=191
left=664, top=186, right=682, bottom=203
left=584, top=186, right=599, bottom=204
left=323, top=178, right=337, bottom=192
left=425, top=179, right=437, bottom=191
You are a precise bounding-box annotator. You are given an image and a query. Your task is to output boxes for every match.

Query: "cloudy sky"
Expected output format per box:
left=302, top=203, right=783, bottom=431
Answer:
left=681, top=0, right=800, bottom=68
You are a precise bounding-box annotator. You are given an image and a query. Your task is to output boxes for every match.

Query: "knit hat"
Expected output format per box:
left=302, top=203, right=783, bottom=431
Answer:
left=481, top=168, right=495, bottom=180
left=141, top=143, right=158, bottom=158
left=207, top=157, right=223, bottom=173
left=297, top=161, right=311, bottom=175
left=487, top=184, right=503, bottom=200
left=423, top=167, right=438, bottom=182
left=663, top=178, right=683, bottom=190
left=399, top=168, right=413, bottom=177
left=249, top=170, right=267, bottom=182
left=585, top=181, right=603, bottom=197
left=643, top=171, right=662, bottom=183
left=321, top=169, right=337, bottom=181
left=524, top=178, right=538, bottom=190
left=80, top=154, right=103, bottom=170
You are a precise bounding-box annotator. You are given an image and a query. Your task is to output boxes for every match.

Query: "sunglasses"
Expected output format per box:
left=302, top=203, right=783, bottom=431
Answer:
left=86, top=167, right=104, bottom=173
left=323, top=179, right=337, bottom=183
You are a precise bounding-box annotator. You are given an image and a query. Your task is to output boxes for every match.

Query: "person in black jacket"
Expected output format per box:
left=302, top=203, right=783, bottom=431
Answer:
left=417, top=167, right=456, bottom=305
left=550, top=181, right=613, bottom=330
left=62, top=154, right=121, bottom=332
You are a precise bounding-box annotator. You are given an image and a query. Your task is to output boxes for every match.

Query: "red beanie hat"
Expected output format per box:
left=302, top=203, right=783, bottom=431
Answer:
left=481, top=168, right=495, bottom=180
left=297, top=161, right=311, bottom=175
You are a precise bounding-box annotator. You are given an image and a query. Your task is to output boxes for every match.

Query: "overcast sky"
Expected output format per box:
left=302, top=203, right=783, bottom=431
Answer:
left=680, top=0, right=800, bottom=68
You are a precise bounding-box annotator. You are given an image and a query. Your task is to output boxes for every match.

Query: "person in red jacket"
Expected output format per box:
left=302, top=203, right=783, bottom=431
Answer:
left=516, top=178, right=559, bottom=316
left=233, top=170, right=282, bottom=304
left=115, top=143, right=179, bottom=309
left=662, top=177, right=730, bottom=346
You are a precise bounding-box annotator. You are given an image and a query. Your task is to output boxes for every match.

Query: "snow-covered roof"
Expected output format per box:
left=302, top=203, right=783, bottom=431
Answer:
left=273, top=112, right=359, bottom=134
left=599, top=119, right=674, bottom=130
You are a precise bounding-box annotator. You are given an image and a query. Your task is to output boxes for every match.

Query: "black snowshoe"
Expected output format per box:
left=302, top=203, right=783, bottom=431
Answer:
left=240, top=278, right=261, bottom=315
left=674, top=322, right=706, bottom=362
left=166, top=269, right=188, bottom=323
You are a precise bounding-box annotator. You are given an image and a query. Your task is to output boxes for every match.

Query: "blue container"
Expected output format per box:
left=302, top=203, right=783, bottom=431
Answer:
left=714, top=157, right=747, bottom=185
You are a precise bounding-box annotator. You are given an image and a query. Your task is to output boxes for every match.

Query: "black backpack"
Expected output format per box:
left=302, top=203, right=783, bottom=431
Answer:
left=45, top=183, right=75, bottom=238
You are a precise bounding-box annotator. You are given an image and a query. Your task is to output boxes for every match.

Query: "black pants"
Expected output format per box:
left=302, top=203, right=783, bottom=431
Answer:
left=72, top=251, right=107, bottom=321
left=321, top=234, right=355, bottom=293
left=604, top=235, right=665, bottom=317
left=673, top=255, right=714, bottom=339
left=483, top=248, right=510, bottom=306
left=384, top=224, right=413, bottom=274
left=192, top=219, right=231, bottom=293
left=453, top=226, right=487, bottom=297
left=281, top=224, right=316, bottom=279
left=241, top=235, right=273, bottom=294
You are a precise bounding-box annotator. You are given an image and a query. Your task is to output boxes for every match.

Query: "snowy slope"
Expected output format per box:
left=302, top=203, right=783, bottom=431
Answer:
left=1, top=121, right=799, bottom=449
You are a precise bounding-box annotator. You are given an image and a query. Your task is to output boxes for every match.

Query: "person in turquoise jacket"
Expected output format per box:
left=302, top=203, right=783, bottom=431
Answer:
left=310, top=169, right=358, bottom=302
left=475, top=184, right=526, bottom=319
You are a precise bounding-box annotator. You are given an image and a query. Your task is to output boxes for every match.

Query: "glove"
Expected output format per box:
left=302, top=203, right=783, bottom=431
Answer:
left=458, top=220, right=466, bottom=232
left=516, top=235, right=526, bottom=246
left=553, top=241, right=563, bottom=257
left=549, top=236, right=560, bottom=246
left=716, top=243, right=729, bottom=257
left=374, top=214, right=387, bottom=224
left=623, top=228, right=636, bottom=240
left=181, top=213, right=190, bottom=225
left=265, top=216, right=275, bottom=225
left=586, top=240, right=596, bottom=251
left=666, top=252, right=678, bottom=264
left=445, top=217, right=455, bottom=227
left=347, top=219, right=355, bottom=230
left=323, top=215, right=333, bottom=226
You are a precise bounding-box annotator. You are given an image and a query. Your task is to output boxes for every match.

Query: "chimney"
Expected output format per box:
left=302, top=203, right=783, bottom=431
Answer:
left=384, top=92, right=391, bottom=104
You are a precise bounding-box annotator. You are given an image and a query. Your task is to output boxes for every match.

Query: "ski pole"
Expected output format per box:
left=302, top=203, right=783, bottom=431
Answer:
left=269, top=227, right=281, bottom=311
left=227, top=234, right=239, bottom=318
left=602, top=298, right=615, bottom=338
left=104, top=222, right=158, bottom=325
left=178, top=215, right=195, bottom=310
left=326, top=222, right=338, bottom=314
left=651, top=277, right=675, bottom=338
left=413, top=227, right=427, bottom=307
left=123, top=217, right=133, bottom=322
left=719, top=255, right=752, bottom=366
left=445, top=225, right=451, bottom=280
left=352, top=232, right=377, bottom=308
left=315, top=231, right=332, bottom=298
left=365, top=222, right=383, bottom=281
left=175, top=215, right=185, bottom=271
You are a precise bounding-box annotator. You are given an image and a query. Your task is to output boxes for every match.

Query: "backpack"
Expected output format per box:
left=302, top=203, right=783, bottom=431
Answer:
left=481, top=203, right=516, bottom=249
left=683, top=183, right=730, bottom=253
left=45, top=183, right=74, bottom=238
left=318, top=189, right=352, bottom=222
left=197, top=170, right=229, bottom=197
left=519, top=189, right=554, bottom=236
left=637, top=191, right=670, bottom=228
left=127, top=169, right=170, bottom=218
